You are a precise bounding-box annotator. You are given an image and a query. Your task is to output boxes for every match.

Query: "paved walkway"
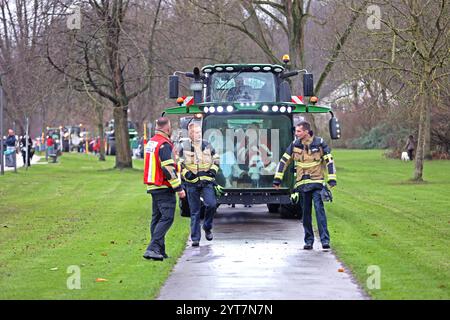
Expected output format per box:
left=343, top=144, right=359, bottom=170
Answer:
left=157, top=204, right=368, bottom=300
left=2, top=154, right=42, bottom=171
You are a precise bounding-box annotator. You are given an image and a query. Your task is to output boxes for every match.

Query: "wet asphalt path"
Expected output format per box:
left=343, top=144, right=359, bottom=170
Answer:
left=157, top=204, right=367, bottom=300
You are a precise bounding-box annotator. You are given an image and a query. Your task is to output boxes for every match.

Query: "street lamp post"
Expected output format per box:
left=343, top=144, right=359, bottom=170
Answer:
left=25, top=116, right=29, bottom=171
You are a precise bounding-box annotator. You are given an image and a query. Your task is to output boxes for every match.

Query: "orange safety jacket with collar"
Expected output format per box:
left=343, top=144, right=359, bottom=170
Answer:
left=143, top=130, right=181, bottom=192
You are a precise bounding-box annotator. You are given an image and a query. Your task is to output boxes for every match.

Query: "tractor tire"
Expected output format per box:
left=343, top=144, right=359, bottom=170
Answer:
left=280, top=203, right=303, bottom=220
left=267, top=203, right=280, bottom=213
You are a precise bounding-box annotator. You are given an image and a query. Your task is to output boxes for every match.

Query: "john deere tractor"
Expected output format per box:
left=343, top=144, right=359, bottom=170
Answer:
left=164, top=56, right=341, bottom=218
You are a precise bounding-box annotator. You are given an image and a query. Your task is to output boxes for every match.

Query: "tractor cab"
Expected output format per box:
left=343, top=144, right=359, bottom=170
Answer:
left=165, top=58, right=341, bottom=218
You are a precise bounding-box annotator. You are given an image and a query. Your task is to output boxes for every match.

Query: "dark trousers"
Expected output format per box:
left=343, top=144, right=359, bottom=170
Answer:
left=147, top=190, right=176, bottom=255
left=301, top=189, right=330, bottom=245
left=186, top=183, right=217, bottom=242
left=22, top=151, right=32, bottom=166
left=408, top=149, right=414, bottom=160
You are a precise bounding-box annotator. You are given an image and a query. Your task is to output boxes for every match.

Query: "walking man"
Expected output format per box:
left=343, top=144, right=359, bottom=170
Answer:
left=178, top=123, right=220, bottom=247
left=273, top=121, right=337, bottom=250
left=143, top=117, right=185, bottom=260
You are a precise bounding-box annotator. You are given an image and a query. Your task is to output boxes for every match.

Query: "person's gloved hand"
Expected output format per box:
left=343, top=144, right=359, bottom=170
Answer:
left=290, top=192, right=300, bottom=204
left=328, top=180, right=337, bottom=188
left=320, top=186, right=333, bottom=202
left=214, top=185, right=224, bottom=196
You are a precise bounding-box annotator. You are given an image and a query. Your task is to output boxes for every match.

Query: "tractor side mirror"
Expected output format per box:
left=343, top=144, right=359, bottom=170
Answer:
left=303, top=73, right=314, bottom=97
left=169, top=75, right=179, bottom=99
left=329, top=117, right=341, bottom=140
left=279, top=81, right=292, bottom=102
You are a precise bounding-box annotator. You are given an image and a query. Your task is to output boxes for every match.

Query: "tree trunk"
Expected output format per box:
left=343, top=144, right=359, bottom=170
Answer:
left=424, top=103, right=432, bottom=160
left=113, top=106, right=132, bottom=169
left=95, top=104, right=106, bottom=162
left=414, top=88, right=427, bottom=181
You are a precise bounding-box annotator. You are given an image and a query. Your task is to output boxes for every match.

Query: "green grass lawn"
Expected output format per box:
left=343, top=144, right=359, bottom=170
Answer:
left=0, top=153, right=190, bottom=299
left=328, top=149, right=450, bottom=299
left=1, top=150, right=449, bottom=299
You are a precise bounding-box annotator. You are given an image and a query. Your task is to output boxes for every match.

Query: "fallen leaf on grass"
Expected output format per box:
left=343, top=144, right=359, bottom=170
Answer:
left=95, top=278, right=108, bottom=282
left=338, top=268, right=345, bottom=272
left=50, top=267, right=58, bottom=271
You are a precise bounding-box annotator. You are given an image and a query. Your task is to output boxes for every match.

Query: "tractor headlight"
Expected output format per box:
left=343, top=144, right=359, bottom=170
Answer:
left=272, top=105, right=279, bottom=112
left=262, top=105, right=269, bottom=112
left=217, top=106, right=224, bottom=113
left=280, top=106, right=286, bottom=113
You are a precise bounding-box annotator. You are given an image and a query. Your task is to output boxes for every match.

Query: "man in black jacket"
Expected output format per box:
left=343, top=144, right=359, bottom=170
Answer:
left=20, top=135, right=33, bottom=167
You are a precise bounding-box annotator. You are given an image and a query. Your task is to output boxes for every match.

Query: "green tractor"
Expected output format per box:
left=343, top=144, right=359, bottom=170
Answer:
left=165, top=57, right=341, bottom=218
left=104, top=120, right=139, bottom=156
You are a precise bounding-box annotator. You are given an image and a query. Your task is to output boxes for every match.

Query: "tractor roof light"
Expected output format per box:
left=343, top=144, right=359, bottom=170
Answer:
left=253, top=66, right=261, bottom=71
left=287, top=106, right=292, bottom=113
left=203, top=107, right=209, bottom=113
left=274, top=68, right=283, bottom=73
left=280, top=106, right=286, bottom=113
left=176, top=97, right=184, bottom=105
left=203, top=68, right=212, bottom=73
left=262, top=105, right=269, bottom=112
left=272, top=105, right=279, bottom=112
left=225, top=66, right=234, bottom=71
left=209, top=106, right=216, bottom=113
left=282, top=54, right=290, bottom=64
left=310, top=96, right=318, bottom=104
left=263, top=66, right=272, bottom=71
left=215, top=66, right=223, bottom=72
left=226, top=105, right=234, bottom=112
left=217, top=106, right=224, bottom=113
left=194, top=113, right=203, bottom=119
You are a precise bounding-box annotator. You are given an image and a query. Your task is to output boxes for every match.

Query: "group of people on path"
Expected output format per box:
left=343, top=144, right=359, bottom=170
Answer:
left=2, top=129, right=34, bottom=167
left=142, top=117, right=338, bottom=261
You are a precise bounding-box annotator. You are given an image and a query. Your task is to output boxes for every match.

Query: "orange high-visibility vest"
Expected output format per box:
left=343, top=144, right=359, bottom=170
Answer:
left=143, top=133, right=175, bottom=187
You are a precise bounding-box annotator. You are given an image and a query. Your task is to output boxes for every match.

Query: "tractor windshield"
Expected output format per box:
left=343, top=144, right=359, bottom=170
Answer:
left=209, top=72, right=276, bottom=103
left=202, top=114, right=293, bottom=189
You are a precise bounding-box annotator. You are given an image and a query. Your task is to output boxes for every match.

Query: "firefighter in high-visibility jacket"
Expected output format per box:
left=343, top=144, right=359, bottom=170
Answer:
left=273, top=121, right=336, bottom=250
left=143, top=117, right=185, bottom=261
left=178, top=123, right=220, bottom=247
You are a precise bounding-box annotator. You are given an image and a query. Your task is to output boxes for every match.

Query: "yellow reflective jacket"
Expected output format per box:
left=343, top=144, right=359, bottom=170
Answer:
left=178, top=139, right=220, bottom=184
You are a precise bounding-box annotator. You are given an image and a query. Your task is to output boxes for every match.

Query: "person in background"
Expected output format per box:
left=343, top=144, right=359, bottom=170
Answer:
left=20, top=135, right=33, bottom=167
left=5, top=129, right=17, bottom=167
left=47, top=135, right=55, bottom=155
left=404, top=135, right=415, bottom=160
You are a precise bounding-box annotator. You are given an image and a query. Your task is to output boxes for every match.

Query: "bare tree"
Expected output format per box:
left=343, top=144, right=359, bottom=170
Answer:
left=340, top=0, right=449, bottom=181
left=46, top=0, right=162, bottom=169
